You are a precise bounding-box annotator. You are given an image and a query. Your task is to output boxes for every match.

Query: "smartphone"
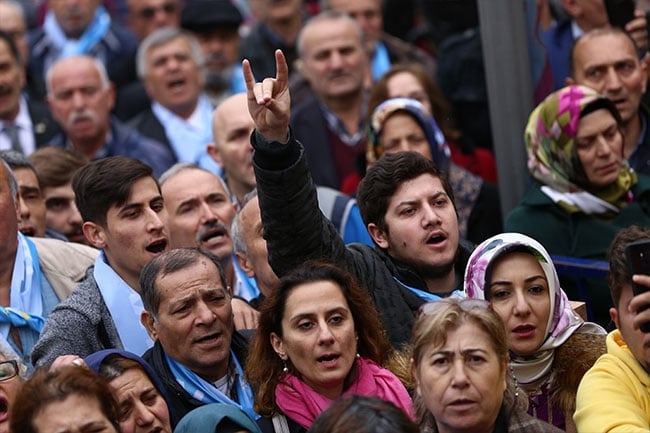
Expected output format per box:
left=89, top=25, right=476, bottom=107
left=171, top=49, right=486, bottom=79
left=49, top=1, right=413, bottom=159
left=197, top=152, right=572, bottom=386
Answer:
left=625, top=239, right=650, bottom=332
left=605, top=0, right=636, bottom=28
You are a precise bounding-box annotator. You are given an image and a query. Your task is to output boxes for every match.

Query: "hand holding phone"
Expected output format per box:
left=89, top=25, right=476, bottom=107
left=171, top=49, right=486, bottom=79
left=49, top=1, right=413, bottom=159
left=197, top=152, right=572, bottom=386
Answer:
left=625, top=239, right=650, bottom=332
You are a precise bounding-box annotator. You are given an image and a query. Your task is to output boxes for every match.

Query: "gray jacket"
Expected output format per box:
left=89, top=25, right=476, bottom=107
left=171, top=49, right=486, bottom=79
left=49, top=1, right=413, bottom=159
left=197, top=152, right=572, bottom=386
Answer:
left=31, top=267, right=121, bottom=368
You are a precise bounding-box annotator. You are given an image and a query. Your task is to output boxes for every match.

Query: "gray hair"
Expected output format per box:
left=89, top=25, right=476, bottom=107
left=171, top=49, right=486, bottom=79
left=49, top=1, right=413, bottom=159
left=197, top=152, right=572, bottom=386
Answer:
left=45, top=55, right=110, bottom=96
left=296, top=9, right=365, bottom=58
left=0, top=339, right=27, bottom=380
left=136, top=27, right=204, bottom=79
left=159, top=162, right=232, bottom=198
left=139, top=247, right=228, bottom=319
left=231, top=188, right=258, bottom=255
left=0, top=149, right=36, bottom=172
left=0, top=159, right=18, bottom=204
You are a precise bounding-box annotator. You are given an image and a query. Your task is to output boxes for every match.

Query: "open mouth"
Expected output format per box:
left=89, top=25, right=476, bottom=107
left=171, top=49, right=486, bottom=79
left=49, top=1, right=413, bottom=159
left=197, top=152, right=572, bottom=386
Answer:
left=0, top=395, right=8, bottom=421
left=426, top=233, right=446, bottom=245
left=317, top=353, right=340, bottom=364
left=19, top=226, right=35, bottom=237
left=197, top=224, right=228, bottom=245
left=195, top=332, right=221, bottom=344
left=146, top=239, right=168, bottom=254
left=168, top=78, right=186, bottom=90
left=513, top=325, right=535, bottom=335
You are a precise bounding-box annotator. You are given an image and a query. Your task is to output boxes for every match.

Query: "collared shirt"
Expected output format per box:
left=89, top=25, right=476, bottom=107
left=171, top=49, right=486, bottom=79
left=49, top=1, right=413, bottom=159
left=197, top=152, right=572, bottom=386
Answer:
left=318, top=98, right=367, bottom=147
left=0, top=96, right=36, bottom=154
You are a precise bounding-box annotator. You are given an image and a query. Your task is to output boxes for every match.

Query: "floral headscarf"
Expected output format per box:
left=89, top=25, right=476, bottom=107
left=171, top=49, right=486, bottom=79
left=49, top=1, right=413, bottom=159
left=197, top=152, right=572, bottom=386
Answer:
left=367, top=97, right=451, bottom=171
left=525, top=85, right=636, bottom=214
left=464, top=232, right=604, bottom=385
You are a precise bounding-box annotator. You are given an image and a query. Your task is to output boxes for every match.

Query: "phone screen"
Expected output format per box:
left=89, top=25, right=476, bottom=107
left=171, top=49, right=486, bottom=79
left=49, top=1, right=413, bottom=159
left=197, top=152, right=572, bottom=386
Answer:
left=605, top=0, right=636, bottom=28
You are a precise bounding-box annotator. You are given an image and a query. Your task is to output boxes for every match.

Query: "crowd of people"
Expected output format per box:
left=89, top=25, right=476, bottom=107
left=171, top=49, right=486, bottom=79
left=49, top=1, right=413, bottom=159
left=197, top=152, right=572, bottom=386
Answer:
left=2, top=0, right=650, bottom=432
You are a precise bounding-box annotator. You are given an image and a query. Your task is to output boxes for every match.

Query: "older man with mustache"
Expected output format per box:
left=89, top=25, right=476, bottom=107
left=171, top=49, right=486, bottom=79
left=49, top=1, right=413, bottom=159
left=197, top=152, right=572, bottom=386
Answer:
left=160, top=163, right=259, bottom=329
left=43, top=55, right=176, bottom=178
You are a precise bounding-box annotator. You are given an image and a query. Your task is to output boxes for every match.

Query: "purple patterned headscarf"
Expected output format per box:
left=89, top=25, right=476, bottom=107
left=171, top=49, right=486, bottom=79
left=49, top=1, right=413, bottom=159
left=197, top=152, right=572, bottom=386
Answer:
left=464, top=233, right=604, bottom=385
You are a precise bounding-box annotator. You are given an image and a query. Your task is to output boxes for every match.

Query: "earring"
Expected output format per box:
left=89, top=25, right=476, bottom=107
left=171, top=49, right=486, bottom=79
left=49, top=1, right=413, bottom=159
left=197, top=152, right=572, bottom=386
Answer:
left=282, top=361, right=288, bottom=373
left=356, top=353, right=360, bottom=358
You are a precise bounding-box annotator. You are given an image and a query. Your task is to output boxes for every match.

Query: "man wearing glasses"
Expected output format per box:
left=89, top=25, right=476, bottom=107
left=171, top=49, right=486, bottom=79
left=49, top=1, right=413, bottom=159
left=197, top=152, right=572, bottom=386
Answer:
left=126, top=0, right=180, bottom=41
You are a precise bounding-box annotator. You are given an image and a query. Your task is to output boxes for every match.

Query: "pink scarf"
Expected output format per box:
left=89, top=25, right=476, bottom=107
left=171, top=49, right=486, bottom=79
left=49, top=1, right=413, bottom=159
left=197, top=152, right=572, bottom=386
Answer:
left=274, top=357, right=413, bottom=428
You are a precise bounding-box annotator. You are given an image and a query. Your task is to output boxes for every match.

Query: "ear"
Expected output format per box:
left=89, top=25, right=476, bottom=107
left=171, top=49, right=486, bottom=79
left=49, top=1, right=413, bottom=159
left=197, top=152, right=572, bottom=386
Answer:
left=141, top=311, right=158, bottom=341
left=83, top=221, right=106, bottom=249
left=14, top=193, right=21, bottom=222
left=367, top=223, right=389, bottom=249
left=235, top=251, right=255, bottom=278
left=640, top=56, right=648, bottom=95
left=207, top=143, right=223, bottom=166
left=270, top=332, right=287, bottom=360
left=106, top=82, right=116, bottom=111
left=610, top=306, right=620, bottom=330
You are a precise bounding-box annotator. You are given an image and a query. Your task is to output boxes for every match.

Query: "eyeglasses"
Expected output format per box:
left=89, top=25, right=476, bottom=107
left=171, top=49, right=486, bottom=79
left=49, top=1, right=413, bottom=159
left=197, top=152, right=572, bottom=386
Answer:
left=418, top=298, right=489, bottom=317
left=137, top=2, right=178, bottom=19
left=0, top=361, right=19, bottom=382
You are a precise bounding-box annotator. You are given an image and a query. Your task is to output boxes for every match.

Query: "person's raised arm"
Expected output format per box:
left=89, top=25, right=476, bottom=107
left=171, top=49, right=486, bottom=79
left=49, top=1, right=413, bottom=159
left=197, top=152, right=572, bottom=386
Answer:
left=242, top=49, right=291, bottom=143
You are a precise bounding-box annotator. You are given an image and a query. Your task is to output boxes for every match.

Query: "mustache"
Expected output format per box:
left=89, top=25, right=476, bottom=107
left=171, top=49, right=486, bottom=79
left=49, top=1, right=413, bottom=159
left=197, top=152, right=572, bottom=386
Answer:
left=195, top=220, right=230, bottom=244
left=67, top=109, right=97, bottom=126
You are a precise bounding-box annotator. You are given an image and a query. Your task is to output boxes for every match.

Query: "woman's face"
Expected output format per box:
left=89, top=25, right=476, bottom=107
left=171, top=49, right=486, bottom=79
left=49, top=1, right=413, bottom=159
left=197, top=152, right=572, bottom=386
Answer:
left=110, top=368, right=172, bottom=433
left=270, top=281, right=358, bottom=400
left=0, top=355, right=20, bottom=433
left=386, top=71, right=433, bottom=115
left=379, top=113, right=433, bottom=160
left=32, top=394, right=118, bottom=433
left=414, top=322, right=506, bottom=433
left=575, top=108, right=623, bottom=188
left=488, top=252, right=551, bottom=356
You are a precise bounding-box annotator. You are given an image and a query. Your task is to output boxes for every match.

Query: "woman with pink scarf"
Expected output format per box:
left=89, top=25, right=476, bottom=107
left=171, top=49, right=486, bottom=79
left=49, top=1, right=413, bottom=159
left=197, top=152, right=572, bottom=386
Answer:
left=245, top=261, right=413, bottom=433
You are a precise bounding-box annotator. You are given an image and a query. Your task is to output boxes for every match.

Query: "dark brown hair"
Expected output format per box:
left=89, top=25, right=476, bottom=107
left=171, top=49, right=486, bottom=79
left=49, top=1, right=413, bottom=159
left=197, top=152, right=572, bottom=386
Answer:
left=608, top=225, right=650, bottom=308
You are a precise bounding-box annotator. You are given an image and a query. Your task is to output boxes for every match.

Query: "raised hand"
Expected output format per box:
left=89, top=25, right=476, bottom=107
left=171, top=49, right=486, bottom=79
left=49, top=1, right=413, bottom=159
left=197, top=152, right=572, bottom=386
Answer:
left=242, top=49, right=291, bottom=143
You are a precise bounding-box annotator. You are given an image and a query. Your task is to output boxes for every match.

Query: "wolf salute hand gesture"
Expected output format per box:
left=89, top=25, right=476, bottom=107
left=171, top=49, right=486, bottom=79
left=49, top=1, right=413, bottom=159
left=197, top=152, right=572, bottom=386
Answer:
left=242, top=49, right=291, bottom=143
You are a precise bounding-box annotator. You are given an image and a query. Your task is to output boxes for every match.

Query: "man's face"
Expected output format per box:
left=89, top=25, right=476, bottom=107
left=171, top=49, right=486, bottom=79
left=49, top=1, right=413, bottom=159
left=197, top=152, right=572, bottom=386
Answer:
left=48, top=0, right=100, bottom=38
left=235, top=196, right=278, bottom=298
left=84, top=176, right=169, bottom=289
left=571, top=33, right=647, bottom=125
left=612, top=284, right=650, bottom=370
left=194, top=27, right=240, bottom=80
left=13, top=167, right=46, bottom=238
left=568, top=0, right=608, bottom=31
left=328, top=0, right=382, bottom=51
left=250, top=0, right=302, bottom=22
left=143, top=36, right=205, bottom=118
left=209, top=94, right=255, bottom=198
left=127, top=0, right=180, bottom=41
left=162, top=168, right=236, bottom=260
left=47, top=57, right=115, bottom=146
left=143, top=257, right=234, bottom=382
left=0, top=3, right=28, bottom=67
left=0, top=164, right=20, bottom=258
left=300, top=18, right=367, bottom=103
left=368, top=174, right=459, bottom=285
left=0, top=39, right=25, bottom=122
left=43, top=181, right=86, bottom=244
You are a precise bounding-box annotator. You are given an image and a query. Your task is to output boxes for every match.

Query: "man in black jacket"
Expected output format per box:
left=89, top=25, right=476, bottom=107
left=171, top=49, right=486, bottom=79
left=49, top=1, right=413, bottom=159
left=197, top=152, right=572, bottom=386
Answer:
left=243, top=50, right=472, bottom=349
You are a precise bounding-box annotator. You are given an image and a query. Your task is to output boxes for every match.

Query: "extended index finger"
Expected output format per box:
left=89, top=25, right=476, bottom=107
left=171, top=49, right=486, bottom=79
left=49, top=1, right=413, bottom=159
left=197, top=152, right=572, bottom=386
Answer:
left=274, top=49, right=289, bottom=90
left=242, top=58, right=256, bottom=95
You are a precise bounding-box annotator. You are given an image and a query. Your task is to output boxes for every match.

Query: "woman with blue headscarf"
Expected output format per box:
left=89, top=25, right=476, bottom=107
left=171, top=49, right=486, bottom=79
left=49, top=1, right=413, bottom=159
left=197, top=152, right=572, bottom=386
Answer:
left=86, top=349, right=176, bottom=433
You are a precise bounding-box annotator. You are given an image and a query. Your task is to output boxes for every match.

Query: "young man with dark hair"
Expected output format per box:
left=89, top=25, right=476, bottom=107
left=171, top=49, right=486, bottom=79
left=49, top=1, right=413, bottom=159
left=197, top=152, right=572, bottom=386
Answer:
left=575, top=225, right=650, bottom=431
left=243, top=51, right=470, bottom=347
left=32, top=156, right=169, bottom=366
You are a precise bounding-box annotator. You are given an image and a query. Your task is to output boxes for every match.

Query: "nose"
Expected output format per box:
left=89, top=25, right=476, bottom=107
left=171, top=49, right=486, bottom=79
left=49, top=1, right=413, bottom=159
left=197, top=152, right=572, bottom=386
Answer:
left=421, top=203, right=442, bottom=228
left=199, top=200, right=217, bottom=224
left=328, top=51, right=344, bottom=69
left=594, top=135, right=613, bottom=157
left=18, top=196, right=29, bottom=219
left=317, top=321, right=335, bottom=345
left=146, top=208, right=165, bottom=233
left=195, top=299, right=217, bottom=324
left=133, top=400, right=155, bottom=426
left=604, top=67, right=623, bottom=92
left=451, top=359, right=469, bottom=388
left=68, top=202, right=83, bottom=226
left=513, top=290, right=531, bottom=316
left=71, top=90, right=86, bottom=109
